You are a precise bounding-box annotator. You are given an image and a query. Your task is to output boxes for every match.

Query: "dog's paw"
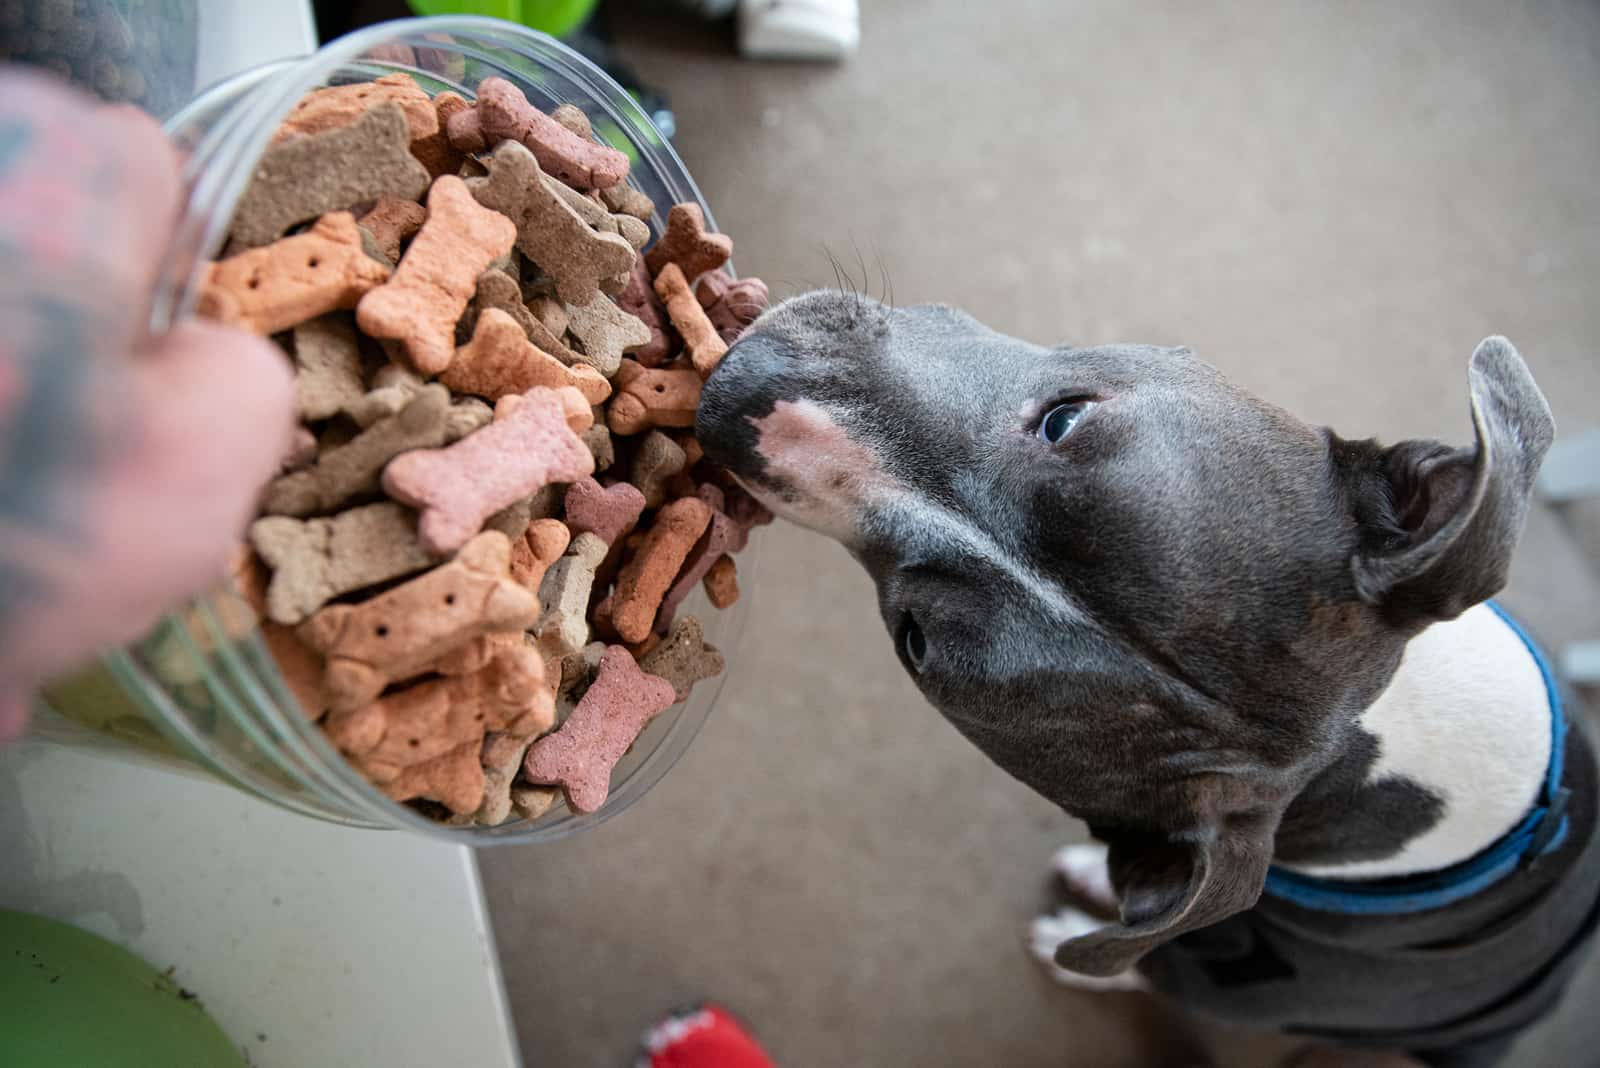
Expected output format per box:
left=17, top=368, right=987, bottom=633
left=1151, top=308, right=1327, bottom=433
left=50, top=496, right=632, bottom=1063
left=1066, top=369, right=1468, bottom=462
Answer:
left=1051, top=842, right=1118, bottom=914
left=1027, top=905, right=1149, bottom=993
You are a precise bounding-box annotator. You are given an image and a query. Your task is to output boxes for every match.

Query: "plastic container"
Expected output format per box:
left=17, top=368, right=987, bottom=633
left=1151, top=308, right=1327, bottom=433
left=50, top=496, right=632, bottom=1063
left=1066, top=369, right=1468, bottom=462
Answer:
left=30, top=15, right=751, bottom=845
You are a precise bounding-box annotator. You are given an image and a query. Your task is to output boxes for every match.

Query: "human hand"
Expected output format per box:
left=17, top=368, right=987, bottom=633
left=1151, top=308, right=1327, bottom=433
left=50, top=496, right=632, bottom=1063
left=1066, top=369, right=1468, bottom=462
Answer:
left=0, top=69, right=295, bottom=741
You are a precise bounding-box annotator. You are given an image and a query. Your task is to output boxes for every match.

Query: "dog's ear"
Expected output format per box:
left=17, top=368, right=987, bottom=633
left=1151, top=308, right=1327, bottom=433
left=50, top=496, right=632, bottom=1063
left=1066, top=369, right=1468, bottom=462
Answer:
left=1347, top=336, right=1554, bottom=623
left=1054, top=808, right=1277, bottom=978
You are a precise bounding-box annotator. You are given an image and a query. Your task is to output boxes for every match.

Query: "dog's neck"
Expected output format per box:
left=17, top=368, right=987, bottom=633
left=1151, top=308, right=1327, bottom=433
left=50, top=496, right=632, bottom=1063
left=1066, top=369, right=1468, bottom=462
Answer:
left=1277, top=603, right=1552, bottom=880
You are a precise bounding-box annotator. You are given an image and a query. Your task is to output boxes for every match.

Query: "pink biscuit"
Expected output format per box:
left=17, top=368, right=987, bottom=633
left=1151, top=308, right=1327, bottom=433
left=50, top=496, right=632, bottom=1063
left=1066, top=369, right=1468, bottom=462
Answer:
left=563, top=477, right=646, bottom=546
left=449, top=77, right=629, bottom=191
left=654, top=489, right=739, bottom=633
left=383, top=385, right=596, bottom=555
left=521, top=645, right=675, bottom=813
left=617, top=258, right=673, bottom=367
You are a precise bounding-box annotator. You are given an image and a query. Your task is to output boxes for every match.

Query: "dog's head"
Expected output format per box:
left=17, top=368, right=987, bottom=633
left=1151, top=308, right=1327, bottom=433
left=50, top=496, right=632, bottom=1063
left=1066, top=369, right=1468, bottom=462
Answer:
left=697, top=292, right=1555, bottom=976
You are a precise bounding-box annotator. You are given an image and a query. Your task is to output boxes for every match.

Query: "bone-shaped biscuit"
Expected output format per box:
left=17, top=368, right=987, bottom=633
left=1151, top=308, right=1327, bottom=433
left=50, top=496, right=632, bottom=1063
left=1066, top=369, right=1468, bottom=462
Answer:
left=607, top=359, right=702, bottom=436
left=441, top=307, right=610, bottom=404
left=381, top=741, right=484, bottom=815
left=612, top=496, right=713, bottom=643
left=357, top=196, right=426, bottom=263
left=703, top=556, right=739, bottom=609
left=643, top=202, right=731, bottom=281
left=696, top=272, right=770, bottom=343
left=510, top=518, right=571, bottom=594
left=298, top=530, right=541, bottom=713
left=249, top=501, right=437, bottom=625
left=199, top=213, right=391, bottom=335
left=628, top=431, right=687, bottom=510
left=411, top=91, right=470, bottom=179
left=357, top=175, right=518, bottom=375
left=382, top=385, right=595, bottom=555
left=564, top=292, right=651, bottom=377
left=617, top=258, right=674, bottom=367
left=229, top=104, right=430, bottom=248
left=539, top=172, right=650, bottom=248
left=535, top=532, right=608, bottom=659
left=271, top=74, right=438, bottom=145
left=521, top=646, right=675, bottom=813
left=459, top=268, right=542, bottom=345
left=563, top=477, right=646, bottom=546
left=654, top=493, right=738, bottom=633
left=293, top=314, right=365, bottom=422
left=467, top=140, right=635, bottom=307
left=639, top=615, right=726, bottom=704
left=262, top=383, right=453, bottom=517
left=600, top=181, right=655, bottom=221
left=448, top=76, right=629, bottom=191
left=654, top=262, right=728, bottom=378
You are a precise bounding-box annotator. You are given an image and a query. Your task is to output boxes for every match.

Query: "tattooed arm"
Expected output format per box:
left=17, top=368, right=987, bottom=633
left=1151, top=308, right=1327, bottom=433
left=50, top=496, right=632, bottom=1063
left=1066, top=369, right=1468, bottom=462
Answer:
left=0, top=69, right=295, bottom=741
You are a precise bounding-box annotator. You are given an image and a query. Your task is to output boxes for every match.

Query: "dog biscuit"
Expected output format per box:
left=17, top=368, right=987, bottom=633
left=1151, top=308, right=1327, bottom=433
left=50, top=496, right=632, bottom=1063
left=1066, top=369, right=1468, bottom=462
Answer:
left=411, top=90, right=470, bottom=179
left=521, top=646, right=675, bottom=813
left=358, top=196, right=427, bottom=263
left=486, top=484, right=561, bottom=542
left=383, top=385, right=595, bottom=554
left=644, top=202, right=731, bottom=281
left=581, top=423, right=615, bottom=473
left=564, top=477, right=647, bottom=546
left=272, top=74, right=438, bottom=145
left=280, top=427, right=319, bottom=474
left=612, top=496, right=713, bottom=643
left=564, top=292, right=652, bottom=377
left=230, top=104, right=430, bottom=248
left=459, top=267, right=542, bottom=345
left=249, top=502, right=437, bottom=625
left=298, top=531, right=540, bottom=713
left=292, top=314, right=365, bottom=422
left=199, top=213, right=392, bottom=335
left=511, top=518, right=571, bottom=594
left=703, top=556, right=739, bottom=609
left=599, top=181, right=655, bottom=221
left=655, top=498, right=738, bottom=633
left=629, top=431, right=688, bottom=510
left=639, top=615, right=725, bottom=704
left=607, top=359, right=702, bottom=436
left=450, top=76, right=629, bottom=190
left=654, top=262, right=728, bottom=377
left=230, top=549, right=330, bottom=720
left=442, top=307, right=611, bottom=404
left=536, top=533, right=608, bottom=659
left=618, top=258, right=674, bottom=367
left=262, top=383, right=452, bottom=517
left=357, top=175, right=518, bottom=375
left=696, top=272, right=770, bottom=343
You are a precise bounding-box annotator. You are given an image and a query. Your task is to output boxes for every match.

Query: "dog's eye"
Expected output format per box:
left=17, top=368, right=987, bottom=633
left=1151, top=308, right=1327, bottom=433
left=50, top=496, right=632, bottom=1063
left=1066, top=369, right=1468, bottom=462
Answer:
left=898, top=617, right=928, bottom=673
left=1038, top=401, right=1093, bottom=444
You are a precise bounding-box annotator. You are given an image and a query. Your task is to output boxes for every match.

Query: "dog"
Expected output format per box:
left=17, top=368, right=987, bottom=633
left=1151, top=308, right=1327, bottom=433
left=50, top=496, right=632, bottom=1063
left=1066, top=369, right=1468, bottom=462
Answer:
left=696, top=292, right=1599, bottom=1068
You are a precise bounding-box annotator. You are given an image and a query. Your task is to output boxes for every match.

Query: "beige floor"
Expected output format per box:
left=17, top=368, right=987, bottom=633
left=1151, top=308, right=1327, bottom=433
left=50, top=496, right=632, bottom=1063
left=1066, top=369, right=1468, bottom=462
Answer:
left=480, top=3, right=1600, bottom=1065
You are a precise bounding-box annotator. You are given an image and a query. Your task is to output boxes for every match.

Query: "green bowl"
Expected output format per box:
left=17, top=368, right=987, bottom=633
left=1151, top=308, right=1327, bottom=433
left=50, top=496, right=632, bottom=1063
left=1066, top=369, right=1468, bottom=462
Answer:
left=409, top=0, right=600, bottom=39
left=0, top=910, right=247, bottom=1067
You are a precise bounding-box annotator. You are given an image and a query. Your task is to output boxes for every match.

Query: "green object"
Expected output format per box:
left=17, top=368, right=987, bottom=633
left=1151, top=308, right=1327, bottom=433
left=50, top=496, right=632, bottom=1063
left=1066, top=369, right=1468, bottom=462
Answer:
left=408, top=0, right=600, bottom=39
left=0, top=910, right=248, bottom=1068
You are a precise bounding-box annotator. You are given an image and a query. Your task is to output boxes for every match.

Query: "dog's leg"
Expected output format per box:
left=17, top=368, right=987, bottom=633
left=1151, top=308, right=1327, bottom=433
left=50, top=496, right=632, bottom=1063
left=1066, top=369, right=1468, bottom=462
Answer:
left=1027, top=904, right=1150, bottom=991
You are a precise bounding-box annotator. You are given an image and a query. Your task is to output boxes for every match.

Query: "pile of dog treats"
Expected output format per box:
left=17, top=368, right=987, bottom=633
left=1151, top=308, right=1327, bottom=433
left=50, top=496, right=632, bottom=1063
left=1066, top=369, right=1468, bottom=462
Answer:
left=200, top=72, right=772, bottom=826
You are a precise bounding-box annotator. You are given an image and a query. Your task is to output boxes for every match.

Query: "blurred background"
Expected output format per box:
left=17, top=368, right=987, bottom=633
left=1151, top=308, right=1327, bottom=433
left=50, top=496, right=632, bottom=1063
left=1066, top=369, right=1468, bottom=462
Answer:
left=5, top=2, right=1599, bottom=1065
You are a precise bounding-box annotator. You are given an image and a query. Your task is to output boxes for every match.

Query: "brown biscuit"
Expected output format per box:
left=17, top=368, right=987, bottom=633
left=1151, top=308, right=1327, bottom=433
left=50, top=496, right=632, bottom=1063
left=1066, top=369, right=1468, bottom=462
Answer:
left=467, top=140, right=635, bottom=307
left=271, top=73, right=438, bottom=145
left=441, top=307, right=611, bottom=404
left=617, top=258, right=674, bottom=366
left=654, top=262, right=728, bottom=377
left=262, top=383, right=452, bottom=517
left=606, top=359, right=702, bottom=436
left=357, top=175, right=518, bottom=376
left=564, top=293, right=651, bottom=377
left=639, top=615, right=726, bottom=703
left=581, top=424, right=614, bottom=473
left=611, top=496, right=713, bottom=643
left=654, top=498, right=738, bottom=633
left=249, top=501, right=438, bottom=625
left=280, top=427, right=319, bottom=474
left=459, top=268, right=542, bottom=344
left=298, top=530, right=541, bottom=712
left=540, top=172, right=650, bottom=248
left=643, top=202, right=732, bottom=281
left=292, top=314, right=365, bottom=422
left=695, top=272, right=771, bottom=342
left=703, top=555, right=739, bottom=609
left=411, top=90, right=470, bottom=179
left=528, top=294, right=568, bottom=336
left=449, top=76, right=629, bottom=190
left=599, top=181, right=656, bottom=221
left=485, top=484, right=562, bottom=541
left=629, top=431, right=688, bottom=509
left=357, top=196, right=427, bottom=263
left=230, top=103, right=431, bottom=248
left=198, top=213, right=392, bottom=335
left=549, top=102, right=592, bottom=139
left=510, top=518, right=571, bottom=594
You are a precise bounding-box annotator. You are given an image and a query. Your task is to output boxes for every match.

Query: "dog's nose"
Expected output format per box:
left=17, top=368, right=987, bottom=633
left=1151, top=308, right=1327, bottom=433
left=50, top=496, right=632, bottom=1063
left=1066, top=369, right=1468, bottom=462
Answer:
left=696, top=331, right=795, bottom=475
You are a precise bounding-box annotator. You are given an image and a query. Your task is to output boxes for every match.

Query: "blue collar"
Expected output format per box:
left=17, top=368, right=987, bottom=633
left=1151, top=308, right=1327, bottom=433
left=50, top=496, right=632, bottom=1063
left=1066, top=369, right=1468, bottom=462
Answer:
left=1262, top=601, right=1571, bottom=916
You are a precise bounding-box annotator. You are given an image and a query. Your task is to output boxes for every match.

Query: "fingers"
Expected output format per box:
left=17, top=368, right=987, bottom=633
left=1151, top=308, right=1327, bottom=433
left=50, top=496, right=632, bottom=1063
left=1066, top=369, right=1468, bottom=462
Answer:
left=0, top=689, right=27, bottom=745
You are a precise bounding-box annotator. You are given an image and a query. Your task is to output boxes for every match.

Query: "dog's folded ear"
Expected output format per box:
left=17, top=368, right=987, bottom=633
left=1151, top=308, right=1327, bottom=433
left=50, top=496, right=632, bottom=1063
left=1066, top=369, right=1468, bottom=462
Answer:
left=1053, top=809, right=1277, bottom=978
left=1347, top=336, right=1555, bottom=624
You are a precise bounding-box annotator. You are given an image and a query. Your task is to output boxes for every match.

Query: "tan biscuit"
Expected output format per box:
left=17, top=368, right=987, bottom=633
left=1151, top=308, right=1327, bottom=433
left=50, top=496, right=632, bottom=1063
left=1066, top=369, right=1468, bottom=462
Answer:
left=441, top=307, right=611, bottom=404
left=485, top=484, right=561, bottom=541
left=271, top=73, right=438, bottom=145
left=580, top=423, right=614, bottom=473
left=539, top=172, right=650, bottom=249
left=459, top=268, right=542, bottom=343
left=230, top=104, right=430, bottom=248
left=703, top=556, right=739, bottom=609
left=617, top=258, right=674, bottom=366
left=249, top=502, right=437, bottom=625
left=599, top=181, right=655, bottom=221
left=606, top=359, right=702, bottom=436
left=612, top=496, right=713, bottom=643
left=521, top=646, right=676, bottom=813
left=280, top=427, right=319, bottom=474
left=383, top=386, right=595, bottom=554
left=381, top=742, right=485, bottom=815
left=629, top=431, right=688, bottom=509
left=528, top=294, right=569, bottom=336
left=199, top=213, right=391, bottom=335
left=293, top=314, right=365, bottom=422
left=411, top=90, right=470, bottom=179
left=510, top=783, right=562, bottom=821
left=510, top=518, right=571, bottom=594
left=643, top=202, right=732, bottom=281
left=449, top=76, right=629, bottom=190
left=357, top=175, right=518, bottom=375
left=357, top=196, right=427, bottom=262
left=262, top=383, right=453, bottom=517
left=564, top=293, right=651, bottom=377
left=549, top=102, right=592, bottom=139
left=467, top=140, right=635, bottom=307
left=298, top=530, right=541, bottom=712
left=535, top=532, right=608, bottom=659
left=639, top=615, right=726, bottom=703
left=654, top=262, right=728, bottom=377
left=476, top=730, right=537, bottom=825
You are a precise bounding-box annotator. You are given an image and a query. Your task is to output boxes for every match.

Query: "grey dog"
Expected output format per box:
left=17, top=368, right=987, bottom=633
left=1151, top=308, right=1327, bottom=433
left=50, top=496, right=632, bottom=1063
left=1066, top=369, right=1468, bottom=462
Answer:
left=696, top=292, right=1599, bottom=1068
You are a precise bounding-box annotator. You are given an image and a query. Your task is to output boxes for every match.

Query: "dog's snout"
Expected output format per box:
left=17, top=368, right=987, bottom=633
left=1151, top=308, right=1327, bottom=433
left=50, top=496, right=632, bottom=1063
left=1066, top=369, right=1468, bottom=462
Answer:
left=696, top=331, right=796, bottom=474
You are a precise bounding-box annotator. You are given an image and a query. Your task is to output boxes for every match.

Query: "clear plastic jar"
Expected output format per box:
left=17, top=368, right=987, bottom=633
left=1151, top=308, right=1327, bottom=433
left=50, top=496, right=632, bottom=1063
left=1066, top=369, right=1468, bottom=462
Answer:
left=30, top=15, right=752, bottom=844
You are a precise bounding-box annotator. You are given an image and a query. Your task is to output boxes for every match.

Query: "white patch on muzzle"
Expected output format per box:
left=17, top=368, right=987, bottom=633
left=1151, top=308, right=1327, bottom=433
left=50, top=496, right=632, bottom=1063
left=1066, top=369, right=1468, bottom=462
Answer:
left=745, top=399, right=895, bottom=544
